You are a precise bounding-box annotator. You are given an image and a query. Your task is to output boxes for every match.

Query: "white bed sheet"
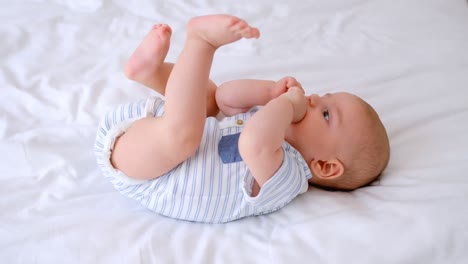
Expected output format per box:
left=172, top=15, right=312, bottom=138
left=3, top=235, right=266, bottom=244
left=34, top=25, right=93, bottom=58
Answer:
left=1, top=0, right=468, bottom=263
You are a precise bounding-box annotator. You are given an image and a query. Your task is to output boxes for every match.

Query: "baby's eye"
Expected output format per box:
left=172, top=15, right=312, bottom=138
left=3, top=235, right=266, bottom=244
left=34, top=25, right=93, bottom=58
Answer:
left=323, top=110, right=330, bottom=121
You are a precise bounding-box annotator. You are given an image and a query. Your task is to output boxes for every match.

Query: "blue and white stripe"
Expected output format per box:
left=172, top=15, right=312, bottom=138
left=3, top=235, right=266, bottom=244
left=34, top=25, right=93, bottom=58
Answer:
left=94, top=96, right=312, bottom=223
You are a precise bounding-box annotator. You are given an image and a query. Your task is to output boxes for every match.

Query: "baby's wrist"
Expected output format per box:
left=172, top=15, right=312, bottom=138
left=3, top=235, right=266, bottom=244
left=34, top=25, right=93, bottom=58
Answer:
left=270, top=80, right=286, bottom=100
left=277, top=94, right=296, bottom=120
left=279, top=92, right=294, bottom=106
left=280, top=90, right=300, bottom=106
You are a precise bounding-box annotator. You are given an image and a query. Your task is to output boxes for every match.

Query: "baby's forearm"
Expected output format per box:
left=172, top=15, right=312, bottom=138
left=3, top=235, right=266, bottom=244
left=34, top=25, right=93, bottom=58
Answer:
left=242, top=96, right=293, bottom=154
left=216, top=79, right=275, bottom=116
left=239, top=96, right=294, bottom=187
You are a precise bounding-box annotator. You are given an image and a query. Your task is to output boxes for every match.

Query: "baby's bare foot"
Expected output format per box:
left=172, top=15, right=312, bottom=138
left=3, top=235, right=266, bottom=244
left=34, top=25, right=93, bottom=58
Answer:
left=125, top=24, right=172, bottom=80
left=186, top=15, right=260, bottom=49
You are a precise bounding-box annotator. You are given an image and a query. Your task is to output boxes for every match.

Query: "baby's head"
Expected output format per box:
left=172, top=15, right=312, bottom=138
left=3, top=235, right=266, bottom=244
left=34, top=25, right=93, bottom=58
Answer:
left=287, top=92, right=390, bottom=191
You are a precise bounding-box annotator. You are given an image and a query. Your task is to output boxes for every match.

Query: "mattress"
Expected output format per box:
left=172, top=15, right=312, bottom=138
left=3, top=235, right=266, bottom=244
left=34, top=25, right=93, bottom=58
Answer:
left=1, top=0, right=468, bottom=263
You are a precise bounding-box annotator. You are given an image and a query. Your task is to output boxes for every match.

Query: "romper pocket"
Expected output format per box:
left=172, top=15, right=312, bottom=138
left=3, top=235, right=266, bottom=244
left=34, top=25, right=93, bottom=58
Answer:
left=218, top=133, right=243, bottom=164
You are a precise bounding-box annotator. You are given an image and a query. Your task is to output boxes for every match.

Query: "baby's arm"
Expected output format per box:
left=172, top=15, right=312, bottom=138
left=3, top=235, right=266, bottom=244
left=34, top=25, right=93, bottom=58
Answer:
left=239, top=87, right=307, bottom=196
left=216, top=77, right=301, bottom=116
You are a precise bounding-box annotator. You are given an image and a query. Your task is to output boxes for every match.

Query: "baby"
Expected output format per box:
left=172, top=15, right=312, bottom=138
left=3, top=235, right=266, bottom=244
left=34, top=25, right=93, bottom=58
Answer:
left=94, top=15, right=390, bottom=223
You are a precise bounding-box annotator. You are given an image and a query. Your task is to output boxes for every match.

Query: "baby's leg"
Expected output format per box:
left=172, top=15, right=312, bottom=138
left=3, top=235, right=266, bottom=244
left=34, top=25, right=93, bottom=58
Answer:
left=111, top=15, right=259, bottom=180
left=124, top=24, right=172, bottom=91
left=125, top=24, right=219, bottom=117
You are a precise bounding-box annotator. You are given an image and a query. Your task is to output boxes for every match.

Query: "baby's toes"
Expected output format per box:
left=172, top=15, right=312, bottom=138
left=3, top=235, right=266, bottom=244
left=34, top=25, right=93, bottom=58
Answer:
left=230, top=19, right=248, bottom=31
left=240, top=27, right=259, bottom=38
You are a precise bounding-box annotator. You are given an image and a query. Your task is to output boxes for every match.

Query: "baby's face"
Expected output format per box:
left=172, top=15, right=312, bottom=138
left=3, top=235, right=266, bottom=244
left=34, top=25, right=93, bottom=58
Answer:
left=287, top=92, right=370, bottom=165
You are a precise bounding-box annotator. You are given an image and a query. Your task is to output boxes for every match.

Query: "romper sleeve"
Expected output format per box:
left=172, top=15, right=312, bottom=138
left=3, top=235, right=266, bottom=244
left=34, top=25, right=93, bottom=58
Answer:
left=242, top=142, right=313, bottom=211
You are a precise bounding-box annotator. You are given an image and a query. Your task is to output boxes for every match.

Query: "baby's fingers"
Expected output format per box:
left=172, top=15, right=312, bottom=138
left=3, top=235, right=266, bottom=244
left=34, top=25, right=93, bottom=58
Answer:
left=287, top=86, right=305, bottom=95
left=284, top=77, right=299, bottom=87
left=285, top=78, right=304, bottom=91
left=283, top=87, right=307, bottom=123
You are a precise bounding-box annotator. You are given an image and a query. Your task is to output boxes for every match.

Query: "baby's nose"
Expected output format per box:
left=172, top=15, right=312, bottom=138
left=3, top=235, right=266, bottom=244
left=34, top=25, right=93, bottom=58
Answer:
left=308, top=94, right=321, bottom=107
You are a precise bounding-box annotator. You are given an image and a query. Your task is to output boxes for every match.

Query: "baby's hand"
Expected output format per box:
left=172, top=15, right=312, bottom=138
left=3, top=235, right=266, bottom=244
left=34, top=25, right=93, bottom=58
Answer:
left=282, top=86, right=308, bottom=123
left=271, top=76, right=304, bottom=99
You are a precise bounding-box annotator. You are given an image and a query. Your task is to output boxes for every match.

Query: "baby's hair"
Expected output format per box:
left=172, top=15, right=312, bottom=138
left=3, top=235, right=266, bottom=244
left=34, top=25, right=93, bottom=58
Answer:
left=312, top=99, right=390, bottom=192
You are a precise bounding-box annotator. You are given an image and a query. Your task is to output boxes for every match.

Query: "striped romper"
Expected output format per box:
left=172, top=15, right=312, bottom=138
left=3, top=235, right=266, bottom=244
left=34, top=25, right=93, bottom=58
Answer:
left=94, top=96, right=312, bottom=223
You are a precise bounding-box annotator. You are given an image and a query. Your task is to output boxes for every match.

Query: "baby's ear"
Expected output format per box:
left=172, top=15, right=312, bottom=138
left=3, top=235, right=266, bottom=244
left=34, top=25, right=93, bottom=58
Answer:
left=309, top=159, right=344, bottom=180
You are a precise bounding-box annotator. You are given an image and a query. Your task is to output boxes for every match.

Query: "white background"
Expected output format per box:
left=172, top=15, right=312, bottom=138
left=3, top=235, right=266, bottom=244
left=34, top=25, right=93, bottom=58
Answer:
left=1, top=0, right=468, bottom=263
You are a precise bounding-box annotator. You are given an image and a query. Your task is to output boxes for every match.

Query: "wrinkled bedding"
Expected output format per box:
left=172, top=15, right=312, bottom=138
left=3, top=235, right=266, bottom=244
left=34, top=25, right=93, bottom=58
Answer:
left=1, top=0, right=468, bottom=263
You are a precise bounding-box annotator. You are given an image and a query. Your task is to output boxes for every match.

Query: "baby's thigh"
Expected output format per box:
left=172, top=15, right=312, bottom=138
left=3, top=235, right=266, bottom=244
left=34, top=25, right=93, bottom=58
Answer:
left=95, top=97, right=179, bottom=181
left=111, top=116, right=196, bottom=181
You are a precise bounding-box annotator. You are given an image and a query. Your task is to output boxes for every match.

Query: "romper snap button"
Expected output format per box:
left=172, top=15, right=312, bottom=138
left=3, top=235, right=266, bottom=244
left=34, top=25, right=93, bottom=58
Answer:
left=236, top=119, right=244, bottom=125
